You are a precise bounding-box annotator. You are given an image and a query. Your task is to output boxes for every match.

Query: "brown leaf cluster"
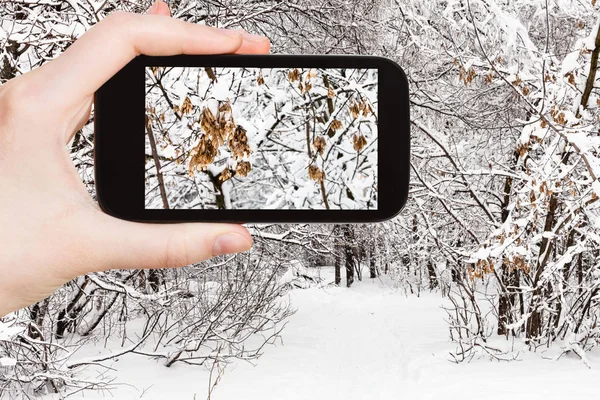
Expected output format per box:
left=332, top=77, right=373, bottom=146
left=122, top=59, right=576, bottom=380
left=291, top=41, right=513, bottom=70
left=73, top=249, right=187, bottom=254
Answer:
left=200, top=102, right=236, bottom=148
left=306, top=69, right=318, bottom=79
left=308, top=164, right=325, bottom=183
left=236, top=161, right=251, bottom=177
left=353, top=134, right=367, bottom=152
left=228, top=125, right=252, bottom=160
left=219, top=168, right=232, bottom=182
left=468, top=259, right=495, bottom=281
left=189, top=100, right=252, bottom=177
left=288, top=68, right=301, bottom=82
left=459, top=66, right=476, bottom=85
left=313, top=136, right=326, bottom=156
left=330, top=119, right=342, bottom=131
left=550, top=107, right=566, bottom=125
left=505, top=256, right=530, bottom=274
left=150, top=66, right=163, bottom=77
left=180, top=96, right=193, bottom=115
left=349, top=100, right=372, bottom=119
left=539, top=181, right=553, bottom=197
left=289, top=68, right=318, bottom=95
left=298, top=81, right=312, bottom=94
left=484, top=72, right=494, bottom=84
left=188, top=135, right=218, bottom=175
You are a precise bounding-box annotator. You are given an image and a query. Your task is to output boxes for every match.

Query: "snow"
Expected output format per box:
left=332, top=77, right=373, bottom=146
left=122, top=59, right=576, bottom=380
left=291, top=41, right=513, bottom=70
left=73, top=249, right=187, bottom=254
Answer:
left=560, top=51, right=581, bottom=76
left=0, top=322, right=24, bottom=341
left=0, top=357, right=17, bottom=367
left=46, top=267, right=600, bottom=400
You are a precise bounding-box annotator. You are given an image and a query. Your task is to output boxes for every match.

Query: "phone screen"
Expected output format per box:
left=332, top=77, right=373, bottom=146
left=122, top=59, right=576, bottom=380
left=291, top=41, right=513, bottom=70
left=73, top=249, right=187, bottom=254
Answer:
left=144, top=67, right=378, bottom=210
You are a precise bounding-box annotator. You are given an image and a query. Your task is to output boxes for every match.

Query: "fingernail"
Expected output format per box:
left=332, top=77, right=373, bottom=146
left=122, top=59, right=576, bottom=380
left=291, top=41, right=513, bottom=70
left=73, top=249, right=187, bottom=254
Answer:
left=148, top=1, right=159, bottom=13
left=213, top=233, right=252, bottom=256
left=241, top=31, right=268, bottom=42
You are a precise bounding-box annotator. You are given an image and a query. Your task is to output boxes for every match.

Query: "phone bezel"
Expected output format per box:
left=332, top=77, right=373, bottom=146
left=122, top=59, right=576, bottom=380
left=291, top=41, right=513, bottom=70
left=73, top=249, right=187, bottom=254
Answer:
left=94, top=54, right=409, bottom=223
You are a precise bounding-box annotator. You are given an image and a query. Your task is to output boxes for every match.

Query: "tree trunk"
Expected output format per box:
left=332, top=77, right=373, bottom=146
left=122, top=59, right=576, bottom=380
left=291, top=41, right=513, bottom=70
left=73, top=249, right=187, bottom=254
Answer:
left=0, top=40, right=19, bottom=82
left=497, top=155, right=519, bottom=336
left=426, top=257, right=438, bottom=289
left=526, top=194, right=559, bottom=342
left=497, top=263, right=518, bottom=336
left=333, top=225, right=342, bottom=285
left=28, top=298, right=49, bottom=339
left=343, top=225, right=355, bottom=288
left=335, top=252, right=342, bottom=285
left=369, top=246, right=377, bottom=279
left=55, top=277, right=90, bottom=339
left=146, top=115, right=170, bottom=209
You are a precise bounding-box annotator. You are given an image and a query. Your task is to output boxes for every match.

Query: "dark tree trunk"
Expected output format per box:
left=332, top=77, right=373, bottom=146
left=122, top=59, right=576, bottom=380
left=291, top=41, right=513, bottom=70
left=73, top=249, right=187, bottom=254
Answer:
left=451, top=266, right=460, bottom=283
left=28, top=298, right=49, bottom=340
left=497, top=157, right=519, bottom=337
left=80, top=292, right=120, bottom=337
left=426, top=258, right=438, bottom=289
left=333, top=225, right=342, bottom=285
left=578, top=253, right=583, bottom=295
left=343, top=225, right=355, bottom=288
left=207, top=170, right=227, bottom=209
left=55, top=277, right=90, bottom=339
left=577, top=22, right=600, bottom=116
left=497, top=263, right=518, bottom=336
left=139, top=270, right=162, bottom=293
left=369, top=246, right=377, bottom=279
left=553, top=229, right=577, bottom=332
left=0, top=40, right=19, bottom=82
left=526, top=193, right=559, bottom=342
left=146, top=115, right=170, bottom=209
left=335, top=252, right=342, bottom=285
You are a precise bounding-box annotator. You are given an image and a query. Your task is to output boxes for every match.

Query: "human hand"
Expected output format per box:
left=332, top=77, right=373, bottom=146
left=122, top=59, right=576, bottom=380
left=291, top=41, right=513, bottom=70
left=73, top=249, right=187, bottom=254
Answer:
left=0, top=1, right=270, bottom=318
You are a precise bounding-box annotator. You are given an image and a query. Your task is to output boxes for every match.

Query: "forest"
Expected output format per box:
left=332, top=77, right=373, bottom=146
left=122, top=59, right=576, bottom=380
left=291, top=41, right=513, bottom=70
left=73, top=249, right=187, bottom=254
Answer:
left=2, top=0, right=600, bottom=398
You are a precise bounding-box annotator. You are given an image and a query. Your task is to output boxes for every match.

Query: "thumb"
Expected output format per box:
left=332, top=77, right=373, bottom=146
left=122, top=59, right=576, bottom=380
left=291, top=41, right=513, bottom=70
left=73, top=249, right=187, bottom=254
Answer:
left=85, top=213, right=252, bottom=272
left=147, top=0, right=171, bottom=16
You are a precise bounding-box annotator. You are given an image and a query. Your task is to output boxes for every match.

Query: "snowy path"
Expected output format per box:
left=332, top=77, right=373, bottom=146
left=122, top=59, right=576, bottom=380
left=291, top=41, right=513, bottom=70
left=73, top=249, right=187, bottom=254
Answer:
left=217, top=279, right=451, bottom=399
left=58, top=269, right=600, bottom=399
left=216, top=276, right=600, bottom=400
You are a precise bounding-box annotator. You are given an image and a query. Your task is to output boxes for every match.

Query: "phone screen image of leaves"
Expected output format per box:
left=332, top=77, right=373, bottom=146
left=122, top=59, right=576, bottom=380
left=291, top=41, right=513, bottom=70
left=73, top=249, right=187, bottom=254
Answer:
left=144, top=66, right=378, bottom=210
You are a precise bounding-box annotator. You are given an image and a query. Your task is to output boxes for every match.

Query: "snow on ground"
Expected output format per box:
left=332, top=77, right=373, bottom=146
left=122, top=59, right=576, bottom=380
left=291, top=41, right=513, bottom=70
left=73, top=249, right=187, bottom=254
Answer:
left=53, top=267, right=600, bottom=400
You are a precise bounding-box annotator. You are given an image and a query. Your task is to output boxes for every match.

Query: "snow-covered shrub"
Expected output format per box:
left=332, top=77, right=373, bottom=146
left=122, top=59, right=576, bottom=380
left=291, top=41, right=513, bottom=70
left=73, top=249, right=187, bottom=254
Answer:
left=279, top=260, right=324, bottom=289
left=397, top=0, right=600, bottom=361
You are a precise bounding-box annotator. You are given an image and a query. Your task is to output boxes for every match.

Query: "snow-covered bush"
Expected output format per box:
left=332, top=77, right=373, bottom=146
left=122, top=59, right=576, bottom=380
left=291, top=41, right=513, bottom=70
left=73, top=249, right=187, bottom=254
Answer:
left=396, top=0, right=600, bottom=360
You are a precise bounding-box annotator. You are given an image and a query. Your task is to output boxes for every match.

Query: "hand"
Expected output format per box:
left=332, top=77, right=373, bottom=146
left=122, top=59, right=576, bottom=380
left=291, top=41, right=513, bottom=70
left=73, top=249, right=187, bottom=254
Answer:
left=0, top=1, right=270, bottom=318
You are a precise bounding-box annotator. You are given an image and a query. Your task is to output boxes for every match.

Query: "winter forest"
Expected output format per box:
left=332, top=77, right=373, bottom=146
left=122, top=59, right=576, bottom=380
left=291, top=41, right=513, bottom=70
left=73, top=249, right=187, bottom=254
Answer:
left=145, top=66, right=378, bottom=210
left=3, top=0, right=600, bottom=398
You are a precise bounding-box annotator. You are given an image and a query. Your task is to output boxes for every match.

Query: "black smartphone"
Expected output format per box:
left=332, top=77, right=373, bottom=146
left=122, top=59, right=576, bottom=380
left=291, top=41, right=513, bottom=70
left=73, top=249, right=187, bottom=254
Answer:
left=94, top=55, right=410, bottom=223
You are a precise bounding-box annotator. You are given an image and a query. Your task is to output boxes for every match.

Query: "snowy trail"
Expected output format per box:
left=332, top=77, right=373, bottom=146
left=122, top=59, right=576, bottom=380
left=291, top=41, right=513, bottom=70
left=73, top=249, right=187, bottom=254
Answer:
left=217, top=280, right=448, bottom=399
left=56, top=268, right=600, bottom=399
left=214, top=272, right=600, bottom=400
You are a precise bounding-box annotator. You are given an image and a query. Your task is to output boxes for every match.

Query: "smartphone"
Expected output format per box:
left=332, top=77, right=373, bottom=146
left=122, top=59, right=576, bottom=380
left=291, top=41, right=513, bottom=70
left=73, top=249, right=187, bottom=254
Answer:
left=94, top=55, right=410, bottom=223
